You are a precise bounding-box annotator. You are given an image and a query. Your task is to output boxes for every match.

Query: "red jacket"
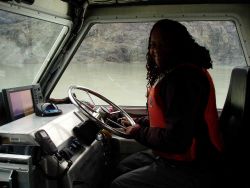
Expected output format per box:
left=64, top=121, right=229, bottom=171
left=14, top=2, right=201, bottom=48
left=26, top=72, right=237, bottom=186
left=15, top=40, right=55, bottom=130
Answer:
left=133, top=64, right=223, bottom=162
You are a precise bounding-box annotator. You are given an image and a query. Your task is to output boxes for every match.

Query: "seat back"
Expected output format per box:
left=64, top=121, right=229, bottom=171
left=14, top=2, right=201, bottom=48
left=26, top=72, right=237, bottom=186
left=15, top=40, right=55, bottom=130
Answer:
left=219, top=66, right=250, bottom=186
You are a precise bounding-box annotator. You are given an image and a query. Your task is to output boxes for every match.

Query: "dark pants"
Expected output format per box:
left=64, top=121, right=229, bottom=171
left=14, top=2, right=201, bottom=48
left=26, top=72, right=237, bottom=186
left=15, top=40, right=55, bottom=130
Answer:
left=110, top=150, right=219, bottom=188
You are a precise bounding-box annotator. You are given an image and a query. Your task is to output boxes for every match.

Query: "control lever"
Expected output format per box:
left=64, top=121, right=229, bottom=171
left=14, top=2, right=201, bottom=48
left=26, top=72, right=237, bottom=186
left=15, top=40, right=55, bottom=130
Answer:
left=35, top=129, right=58, bottom=155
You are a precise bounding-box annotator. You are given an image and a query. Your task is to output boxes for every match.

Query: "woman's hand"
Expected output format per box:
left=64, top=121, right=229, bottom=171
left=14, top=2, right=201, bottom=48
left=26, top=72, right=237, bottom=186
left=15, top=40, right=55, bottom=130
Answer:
left=118, top=117, right=140, bottom=136
left=125, top=126, right=136, bottom=134
left=118, top=117, right=132, bottom=127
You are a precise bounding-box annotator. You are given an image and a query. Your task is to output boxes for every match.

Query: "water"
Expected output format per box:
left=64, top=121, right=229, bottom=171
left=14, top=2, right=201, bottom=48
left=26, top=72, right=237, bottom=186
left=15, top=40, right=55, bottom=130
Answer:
left=0, top=61, right=234, bottom=108
left=52, top=63, right=234, bottom=109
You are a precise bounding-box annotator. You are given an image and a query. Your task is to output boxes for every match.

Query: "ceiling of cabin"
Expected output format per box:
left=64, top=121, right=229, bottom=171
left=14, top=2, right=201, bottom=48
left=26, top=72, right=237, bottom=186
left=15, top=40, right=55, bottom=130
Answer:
left=87, top=0, right=250, bottom=6
left=1, top=0, right=248, bottom=7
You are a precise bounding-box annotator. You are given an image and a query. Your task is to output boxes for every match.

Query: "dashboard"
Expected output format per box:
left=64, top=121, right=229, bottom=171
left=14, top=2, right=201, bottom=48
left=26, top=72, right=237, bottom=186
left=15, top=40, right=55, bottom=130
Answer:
left=0, top=103, right=115, bottom=188
left=0, top=85, right=145, bottom=188
left=0, top=104, right=79, bottom=147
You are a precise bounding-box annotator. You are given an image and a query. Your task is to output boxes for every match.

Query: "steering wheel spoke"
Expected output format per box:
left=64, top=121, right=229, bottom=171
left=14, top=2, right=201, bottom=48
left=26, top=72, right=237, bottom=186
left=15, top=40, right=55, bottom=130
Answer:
left=106, top=118, right=126, bottom=129
left=74, top=96, right=97, bottom=113
left=68, top=85, right=135, bottom=138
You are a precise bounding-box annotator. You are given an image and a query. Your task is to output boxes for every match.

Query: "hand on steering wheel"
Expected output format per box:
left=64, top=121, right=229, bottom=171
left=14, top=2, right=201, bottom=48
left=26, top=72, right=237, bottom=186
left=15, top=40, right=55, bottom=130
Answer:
left=68, top=85, right=136, bottom=138
left=118, top=117, right=132, bottom=127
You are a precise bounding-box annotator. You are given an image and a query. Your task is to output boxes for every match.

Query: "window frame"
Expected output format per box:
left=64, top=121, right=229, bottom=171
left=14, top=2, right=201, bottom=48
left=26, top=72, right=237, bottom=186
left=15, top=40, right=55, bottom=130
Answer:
left=0, top=2, right=73, bottom=85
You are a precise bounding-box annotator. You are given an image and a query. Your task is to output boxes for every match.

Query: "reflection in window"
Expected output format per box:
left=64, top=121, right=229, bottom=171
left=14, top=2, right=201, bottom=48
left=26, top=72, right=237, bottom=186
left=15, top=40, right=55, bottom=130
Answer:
left=52, top=21, right=246, bottom=108
left=0, top=10, right=65, bottom=89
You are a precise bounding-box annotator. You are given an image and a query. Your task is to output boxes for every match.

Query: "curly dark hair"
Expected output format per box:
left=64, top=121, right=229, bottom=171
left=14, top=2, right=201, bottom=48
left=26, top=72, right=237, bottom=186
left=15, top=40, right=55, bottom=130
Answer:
left=146, top=19, right=212, bottom=87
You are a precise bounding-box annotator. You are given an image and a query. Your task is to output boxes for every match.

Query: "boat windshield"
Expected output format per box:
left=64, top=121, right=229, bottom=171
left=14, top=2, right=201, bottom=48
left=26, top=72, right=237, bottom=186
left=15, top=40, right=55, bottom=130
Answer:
left=0, top=9, right=68, bottom=90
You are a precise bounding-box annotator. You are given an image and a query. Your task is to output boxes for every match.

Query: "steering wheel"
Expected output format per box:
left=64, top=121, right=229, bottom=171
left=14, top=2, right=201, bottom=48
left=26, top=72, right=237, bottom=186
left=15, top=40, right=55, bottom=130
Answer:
left=68, top=85, right=136, bottom=138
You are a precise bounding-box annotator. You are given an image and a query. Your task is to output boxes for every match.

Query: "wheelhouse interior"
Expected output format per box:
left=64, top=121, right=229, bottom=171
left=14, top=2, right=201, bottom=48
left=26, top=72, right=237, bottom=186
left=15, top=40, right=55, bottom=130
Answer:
left=0, top=0, right=249, bottom=188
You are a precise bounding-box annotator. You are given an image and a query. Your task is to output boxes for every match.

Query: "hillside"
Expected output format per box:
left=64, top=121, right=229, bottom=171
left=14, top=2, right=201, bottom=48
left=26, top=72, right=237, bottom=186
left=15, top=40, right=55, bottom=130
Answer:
left=0, top=9, right=246, bottom=67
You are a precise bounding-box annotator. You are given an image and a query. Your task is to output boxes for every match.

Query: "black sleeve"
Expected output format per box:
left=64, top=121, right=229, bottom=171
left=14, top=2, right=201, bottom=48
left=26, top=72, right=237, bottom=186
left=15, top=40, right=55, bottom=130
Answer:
left=134, top=116, right=149, bottom=127
left=133, top=67, right=210, bottom=153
